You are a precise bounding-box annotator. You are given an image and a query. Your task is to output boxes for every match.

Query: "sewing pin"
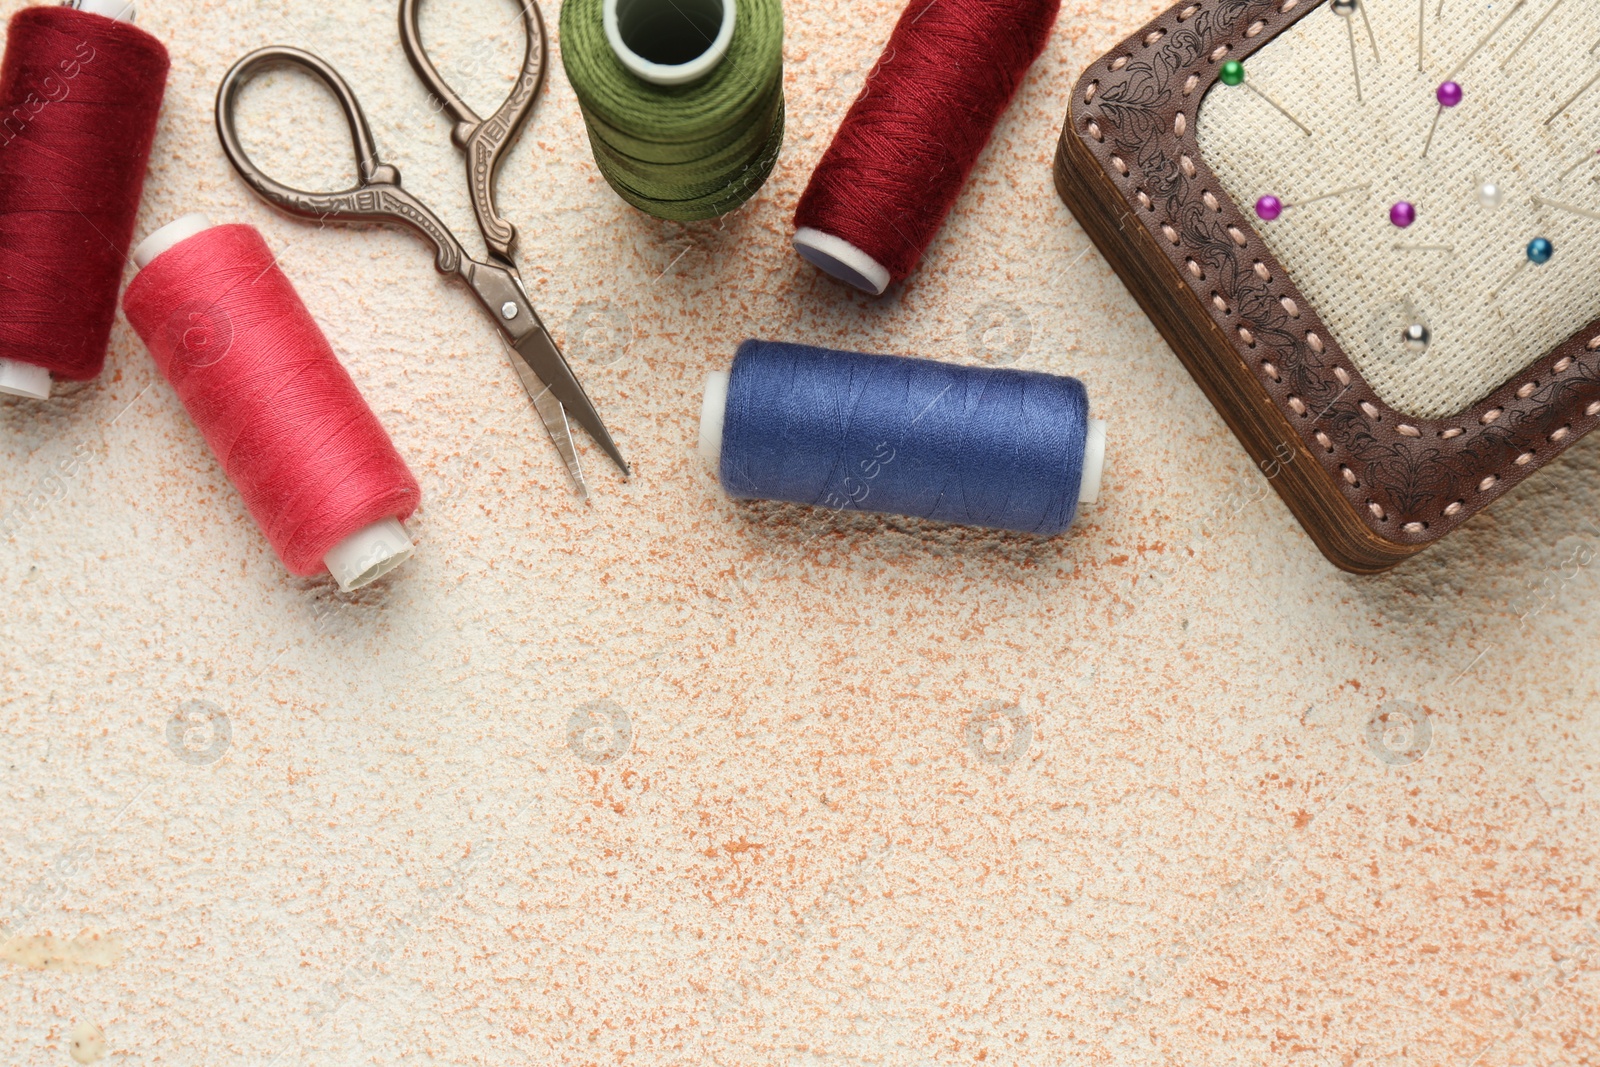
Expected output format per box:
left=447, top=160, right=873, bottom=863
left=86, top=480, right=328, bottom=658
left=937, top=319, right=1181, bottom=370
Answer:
left=1445, top=1, right=1525, bottom=81
left=1336, top=1, right=1364, bottom=99
left=1503, top=0, right=1568, bottom=67
left=1422, top=81, right=1463, bottom=158
left=1394, top=244, right=1456, bottom=255
left=1532, top=196, right=1600, bottom=222
left=1560, top=150, right=1600, bottom=181
left=1357, top=0, right=1378, bottom=63
left=1490, top=237, right=1554, bottom=301
left=1334, top=0, right=1364, bottom=100
left=1253, top=183, right=1369, bottom=221
left=1220, top=60, right=1312, bottom=136
left=1546, top=67, right=1600, bottom=126
left=1418, top=0, right=1427, bottom=71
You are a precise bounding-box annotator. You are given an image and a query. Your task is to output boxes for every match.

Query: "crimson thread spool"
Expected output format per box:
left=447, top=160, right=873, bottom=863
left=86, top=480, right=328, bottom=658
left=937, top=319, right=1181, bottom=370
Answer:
left=792, top=0, right=1060, bottom=295
left=0, top=1, right=168, bottom=400
left=122, top=217, right=421, bottom=592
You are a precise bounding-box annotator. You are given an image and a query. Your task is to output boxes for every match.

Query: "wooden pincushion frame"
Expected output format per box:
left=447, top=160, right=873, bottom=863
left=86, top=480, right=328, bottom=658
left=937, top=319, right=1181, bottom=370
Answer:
left=1054, top=0, right=1600, bottom=573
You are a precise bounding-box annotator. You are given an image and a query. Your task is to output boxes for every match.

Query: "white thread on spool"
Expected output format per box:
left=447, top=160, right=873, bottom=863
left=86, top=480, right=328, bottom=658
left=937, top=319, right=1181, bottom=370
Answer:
left=133, top=213, right=417, bottom=592
left=0, top=359, right=52, bottom=400
left=64, top=0, right=137, bottom=22
left=604, top=0, right=735, bottom=86
left=792, top=227, right=892, bottom=297
left=695, top=372, right=1108, bottom=515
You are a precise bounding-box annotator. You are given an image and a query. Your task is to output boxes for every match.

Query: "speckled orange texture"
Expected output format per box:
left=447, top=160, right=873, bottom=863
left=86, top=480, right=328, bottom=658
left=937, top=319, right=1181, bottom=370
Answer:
left=1, top=1, right=1597, bottom=1064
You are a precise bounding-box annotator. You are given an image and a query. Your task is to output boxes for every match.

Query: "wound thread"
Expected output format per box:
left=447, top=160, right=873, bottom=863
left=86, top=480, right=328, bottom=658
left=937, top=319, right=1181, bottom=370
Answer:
left=0, top=5, right=168, bottom=381
left=792, top=0, right=1060, bottom=294
left=560, top=0, right=785, bottom=221
left=122, top=224, right=421, bottom=580
left=710, top=339, right=1100, bottom=536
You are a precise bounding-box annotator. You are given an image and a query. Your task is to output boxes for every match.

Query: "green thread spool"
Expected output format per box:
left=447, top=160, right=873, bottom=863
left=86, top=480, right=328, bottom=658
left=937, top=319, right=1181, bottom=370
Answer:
left=560, top=0, right=784, bottom=221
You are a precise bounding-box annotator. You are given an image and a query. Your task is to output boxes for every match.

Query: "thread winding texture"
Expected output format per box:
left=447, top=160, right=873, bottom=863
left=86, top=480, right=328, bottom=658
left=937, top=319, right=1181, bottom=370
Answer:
left=720, top=340, right=1088, bottom=536
left=0, top=6, right=168, bottom=379
left=793, top=0, right=1060, bottom=287
left=560, top=0, right=784, bottom=221
left=122, top=225, right=420, bottom=577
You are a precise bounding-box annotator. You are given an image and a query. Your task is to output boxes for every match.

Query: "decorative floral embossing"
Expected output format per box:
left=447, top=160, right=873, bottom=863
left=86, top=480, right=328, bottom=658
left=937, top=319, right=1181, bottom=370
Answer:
left=1065, top=0, right=1600, bottom=552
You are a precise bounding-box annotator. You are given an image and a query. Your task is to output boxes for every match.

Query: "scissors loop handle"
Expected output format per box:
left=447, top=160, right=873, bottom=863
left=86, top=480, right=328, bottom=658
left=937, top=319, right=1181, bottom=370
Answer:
left=215, top=45, right=468, bottom=278
left=399, top=0, right=548, bottom=262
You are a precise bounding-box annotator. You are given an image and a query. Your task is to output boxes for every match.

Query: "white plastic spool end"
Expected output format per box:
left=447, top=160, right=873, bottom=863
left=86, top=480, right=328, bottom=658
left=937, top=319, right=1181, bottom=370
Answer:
left=697, top=370, right=730, bottom=466
left=66, top=0, right=136, bottom=22
left=0, top=358, right=52, bottom=400
left=133, top=213, right=214, bottom=272
left=1078, top=419, right=1107, bottom=506
left=793, top=227, right=892, bottom=296
left=325, top=517, right=414, bottom=592
left=604, top=0, right=735, bottom=86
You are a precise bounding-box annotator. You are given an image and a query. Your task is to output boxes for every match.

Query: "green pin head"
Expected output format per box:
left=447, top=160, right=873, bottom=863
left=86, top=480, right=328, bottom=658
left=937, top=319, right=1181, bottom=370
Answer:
left=1220, top=60, right=1245, bottom=86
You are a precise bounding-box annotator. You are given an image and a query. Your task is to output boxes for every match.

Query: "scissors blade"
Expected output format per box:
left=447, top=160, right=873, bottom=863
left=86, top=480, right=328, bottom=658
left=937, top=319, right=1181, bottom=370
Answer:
left=511, top=326, right=632, bottom=477
left=505, top=351, right=588, bottom=499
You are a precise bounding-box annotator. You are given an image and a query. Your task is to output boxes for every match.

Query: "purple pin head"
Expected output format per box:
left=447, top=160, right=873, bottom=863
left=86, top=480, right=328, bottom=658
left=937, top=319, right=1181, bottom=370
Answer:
left=1390, top=201, right=1417, bottom=228
left=1437, top=81, right=1463, bottom=108
left=1255, top=195, right=1284, bottom=221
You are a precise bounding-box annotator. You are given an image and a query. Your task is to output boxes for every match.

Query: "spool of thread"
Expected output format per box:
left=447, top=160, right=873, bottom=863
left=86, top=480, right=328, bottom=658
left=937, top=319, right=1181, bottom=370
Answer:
left=122, top=217, right=421, bottom=592
left=698, top=340, right=1106, bottom=535
left=560, top=0, right=785, bottom=221
left=792, top=0, right=1060, bottom=295
left=0, top=1, right=168, bottom=400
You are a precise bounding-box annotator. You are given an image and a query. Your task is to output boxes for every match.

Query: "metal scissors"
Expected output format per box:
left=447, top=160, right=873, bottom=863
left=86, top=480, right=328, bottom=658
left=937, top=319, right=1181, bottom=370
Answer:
left=215, top=0, right=627, bottom=497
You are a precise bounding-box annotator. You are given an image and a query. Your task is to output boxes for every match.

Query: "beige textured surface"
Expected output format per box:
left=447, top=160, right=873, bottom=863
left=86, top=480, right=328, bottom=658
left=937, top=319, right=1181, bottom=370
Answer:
left=1199, top=0, right=1600, bottom=420
left=2, top=0, right=1600, bottom=1064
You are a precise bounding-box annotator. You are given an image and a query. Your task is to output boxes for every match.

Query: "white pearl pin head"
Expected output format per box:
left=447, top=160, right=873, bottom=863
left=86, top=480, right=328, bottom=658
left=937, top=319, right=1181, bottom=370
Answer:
left=1478, top=181, right=1505, bottom=209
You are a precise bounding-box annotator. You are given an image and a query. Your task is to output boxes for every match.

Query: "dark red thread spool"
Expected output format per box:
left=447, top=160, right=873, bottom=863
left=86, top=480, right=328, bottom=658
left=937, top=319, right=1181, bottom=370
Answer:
left=0, top=2, right=168, bottom=399
left=792, top=0, right=1060, bottom=295
left=123, top=218, right=422, bottom=591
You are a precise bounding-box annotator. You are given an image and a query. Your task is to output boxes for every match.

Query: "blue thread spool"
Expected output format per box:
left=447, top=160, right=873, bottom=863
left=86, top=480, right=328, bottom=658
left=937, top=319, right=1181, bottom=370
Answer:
left=698, top=340, right=1107, bottom=535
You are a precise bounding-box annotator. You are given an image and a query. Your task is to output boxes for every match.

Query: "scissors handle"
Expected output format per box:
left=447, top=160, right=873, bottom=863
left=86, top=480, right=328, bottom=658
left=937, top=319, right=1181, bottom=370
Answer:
left=399, top=0, right=548, bottom=262
left=216, top=46, right=468, bottom=278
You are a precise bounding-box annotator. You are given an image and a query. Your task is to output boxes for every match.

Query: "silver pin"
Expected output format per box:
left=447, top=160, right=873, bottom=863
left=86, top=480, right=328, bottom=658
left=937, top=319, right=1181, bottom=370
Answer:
left=1559, top=150, right=1600, bottom=181
left=1336, top=2, right=1363, bottom=99
left=1294, top=182, right=1370, bottom=207
left=1335, top=0, right=1364, bottom=101
left=1245, top=80, right=1313, bottom=136
left=1532, top=195, right=1600, bottom=222
left=1490, top=237, right=1554, bottom=301
left=1394, top=243, right=1457, bottom=255
left=1359, top=0, right=1379, bottom=64
left=1546, top=67, right=1600, bottom=125
left=1423, top=110, right=1443, bottom=156
left=1445, top=1, right=1525, bottom=81
left=1490, top=260, right=1528, bottom=302
left=1419, top=0, right=1427, bottom=71
left=1503, top=0, right=1568, bottom=67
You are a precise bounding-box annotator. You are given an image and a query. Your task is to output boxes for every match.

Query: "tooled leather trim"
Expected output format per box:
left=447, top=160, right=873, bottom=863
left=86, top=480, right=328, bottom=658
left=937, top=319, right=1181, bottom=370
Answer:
left=1068, top=0, right=1600, bottom=547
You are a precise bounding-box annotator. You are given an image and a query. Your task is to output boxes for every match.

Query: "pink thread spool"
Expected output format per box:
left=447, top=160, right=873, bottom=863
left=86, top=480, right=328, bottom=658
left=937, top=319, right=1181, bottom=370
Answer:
left=123, top=216, right=421, bottom=591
